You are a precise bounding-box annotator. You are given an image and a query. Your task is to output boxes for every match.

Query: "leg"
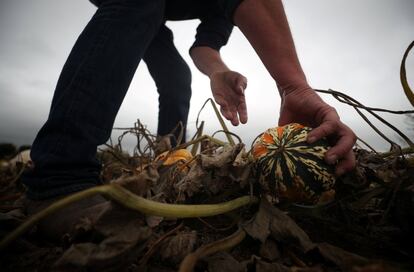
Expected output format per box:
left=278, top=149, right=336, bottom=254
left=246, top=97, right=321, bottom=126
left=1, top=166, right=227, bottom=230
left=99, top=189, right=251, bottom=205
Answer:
left=143, top=25, right=192, bottom=145
left=23, top=0, right=165, bottom=199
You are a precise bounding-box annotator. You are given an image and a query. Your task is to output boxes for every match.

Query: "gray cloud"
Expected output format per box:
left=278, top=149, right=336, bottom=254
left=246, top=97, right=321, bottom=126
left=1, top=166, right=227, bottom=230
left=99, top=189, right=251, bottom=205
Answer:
left=0, top=0, right=413, bottom=152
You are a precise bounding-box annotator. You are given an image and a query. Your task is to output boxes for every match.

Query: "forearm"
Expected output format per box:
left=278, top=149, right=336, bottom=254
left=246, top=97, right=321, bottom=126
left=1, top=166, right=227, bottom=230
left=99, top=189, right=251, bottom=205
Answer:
left=233, top=0, right=308, bottom=94
left=190, top=46, right=230, bottom=78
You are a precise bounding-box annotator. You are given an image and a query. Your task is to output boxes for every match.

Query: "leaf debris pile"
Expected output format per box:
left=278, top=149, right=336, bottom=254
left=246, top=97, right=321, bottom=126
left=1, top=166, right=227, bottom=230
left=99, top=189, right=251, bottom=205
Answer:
left=0, top=126, right=413, bottom=272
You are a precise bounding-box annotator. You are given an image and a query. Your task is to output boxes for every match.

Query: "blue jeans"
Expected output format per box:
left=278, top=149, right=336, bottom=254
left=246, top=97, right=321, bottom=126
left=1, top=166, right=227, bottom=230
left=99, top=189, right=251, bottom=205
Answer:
left=22, top=0, right=193, bottom=199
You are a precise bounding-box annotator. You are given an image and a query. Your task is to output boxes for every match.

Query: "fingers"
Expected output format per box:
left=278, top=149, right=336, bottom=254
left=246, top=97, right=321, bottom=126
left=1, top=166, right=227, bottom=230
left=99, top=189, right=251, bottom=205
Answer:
left=308, top=119, right=356, bottom=175
left=325, top=124, right=356, bottom=163
left=307, top=120, right=338, bottom=144
left=234, top=75, right=248, bottom=94
left=236, top=83, right=248, bottom=124
left=221, top=103, right=243, bottom=126
left=237, top=100, right=248, bottom=124
left=315, top=122, right=356, bottom=176
left=216, top=96, right=240, bottom=126
left=213, top=71, right=248, bottom=126
left=216, top=98, right=232, bottom=120
left=335, top=150, right=356, bottom=176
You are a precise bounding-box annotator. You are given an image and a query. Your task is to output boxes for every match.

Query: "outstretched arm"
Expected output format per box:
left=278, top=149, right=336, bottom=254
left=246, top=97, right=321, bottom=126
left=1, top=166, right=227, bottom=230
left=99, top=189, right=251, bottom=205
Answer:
left=233, top=0, right=356, bottom=175
left=190, top=46, right=248, bottom=126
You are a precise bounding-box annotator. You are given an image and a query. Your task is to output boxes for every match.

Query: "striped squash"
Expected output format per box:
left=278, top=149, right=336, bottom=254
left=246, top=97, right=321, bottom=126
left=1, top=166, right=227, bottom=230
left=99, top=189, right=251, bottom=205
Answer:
left=252, top=123, right=335, bottom=204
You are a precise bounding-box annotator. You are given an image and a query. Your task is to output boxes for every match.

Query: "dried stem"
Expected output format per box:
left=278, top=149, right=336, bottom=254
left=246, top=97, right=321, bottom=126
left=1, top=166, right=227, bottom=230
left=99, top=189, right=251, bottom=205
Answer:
left=197, top=217, right=238, bottom=232
left=315, top=88, right=414, bottom=148
left=101, top=145, right=130, bottom=166
left=139, top=222, right=184, bottom=265
left=179, top=228, right=246, bottom=272
left=196, top=98, right=235, bottom=146
left=191, top=121, right=204, bottom=156
left=177, top=135, right=226, bottom=150
left=352, top=106, right=398, bottom=147
left=315, top=89, right=414, bottom=114
left=379, top=146, right=414, bottom=158
left=137, top=119, right=156, bottom=151
left=212, top=130, right=242, bottom=145
left=209, top=99, right=236, bottom=146
left=356, top=136, right=378, bottom=153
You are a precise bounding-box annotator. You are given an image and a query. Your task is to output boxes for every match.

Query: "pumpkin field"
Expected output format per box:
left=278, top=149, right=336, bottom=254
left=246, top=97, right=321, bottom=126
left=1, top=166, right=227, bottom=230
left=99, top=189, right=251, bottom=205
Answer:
left=0, top=43, right=413, bottom=271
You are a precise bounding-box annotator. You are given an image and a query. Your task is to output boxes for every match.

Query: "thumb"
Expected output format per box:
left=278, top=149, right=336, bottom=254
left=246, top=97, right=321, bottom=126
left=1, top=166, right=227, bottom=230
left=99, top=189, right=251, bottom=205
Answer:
left=278, top=107, right=291, bottom=126
left=234, top=74, right=247, bottom=94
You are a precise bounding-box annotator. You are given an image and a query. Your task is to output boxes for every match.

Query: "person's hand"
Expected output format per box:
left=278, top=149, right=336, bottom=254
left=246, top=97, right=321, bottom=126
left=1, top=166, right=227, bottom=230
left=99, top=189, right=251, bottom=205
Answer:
left=210, top=71, right=248, bottom=126
left=278, top=87, right=356, bottom=176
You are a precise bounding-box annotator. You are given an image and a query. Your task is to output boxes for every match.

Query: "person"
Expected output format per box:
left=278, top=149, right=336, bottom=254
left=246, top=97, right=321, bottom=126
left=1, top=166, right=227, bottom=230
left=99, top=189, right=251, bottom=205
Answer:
left=22, top=0, right=356, bottom=237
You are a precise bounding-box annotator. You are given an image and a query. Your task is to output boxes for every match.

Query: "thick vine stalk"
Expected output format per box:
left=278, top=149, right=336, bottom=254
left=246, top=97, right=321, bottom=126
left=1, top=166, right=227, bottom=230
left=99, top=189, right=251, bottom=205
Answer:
left=0, top=184, right=257, bottom=251
left=400, top=41, right=414, bottom=108
left=179, top=228, right=246, bottom=272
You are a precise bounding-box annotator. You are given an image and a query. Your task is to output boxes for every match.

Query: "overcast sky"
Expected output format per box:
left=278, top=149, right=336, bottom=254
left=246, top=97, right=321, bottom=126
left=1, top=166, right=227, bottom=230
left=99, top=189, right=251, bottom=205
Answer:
left=0, top=0, right=413, bottom=153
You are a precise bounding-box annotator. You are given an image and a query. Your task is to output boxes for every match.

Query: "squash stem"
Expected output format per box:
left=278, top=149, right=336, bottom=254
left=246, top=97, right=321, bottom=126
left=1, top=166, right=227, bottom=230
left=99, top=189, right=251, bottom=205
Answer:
left=0, top=184, right=257, bottom=251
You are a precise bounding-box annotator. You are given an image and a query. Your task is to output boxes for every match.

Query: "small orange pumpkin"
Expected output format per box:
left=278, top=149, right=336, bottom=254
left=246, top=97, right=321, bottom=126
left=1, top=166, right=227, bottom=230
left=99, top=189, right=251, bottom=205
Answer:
left=155, top=149, right=194, bottom=173
left=155, top=149, right=193, bottom=165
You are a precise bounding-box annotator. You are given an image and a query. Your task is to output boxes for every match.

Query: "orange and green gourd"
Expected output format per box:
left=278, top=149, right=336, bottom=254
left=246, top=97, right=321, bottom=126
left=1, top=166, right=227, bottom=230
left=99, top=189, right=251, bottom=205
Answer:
left=252, top=123, right=336, bottom=205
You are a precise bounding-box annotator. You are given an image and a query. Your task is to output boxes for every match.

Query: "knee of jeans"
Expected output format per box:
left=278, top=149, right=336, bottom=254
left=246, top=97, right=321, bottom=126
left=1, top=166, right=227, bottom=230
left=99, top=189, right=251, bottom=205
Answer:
left=174, top=64, right=192, bottom=91
left=160, top=82, right=192, bottom=105
left=158, top=64, right=192, bottom=101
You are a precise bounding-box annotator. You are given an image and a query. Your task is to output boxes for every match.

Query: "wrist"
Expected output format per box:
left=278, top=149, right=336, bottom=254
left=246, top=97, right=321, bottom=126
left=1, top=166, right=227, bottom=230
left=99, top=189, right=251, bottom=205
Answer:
left=277, top=80, right=311, bottom=96
left=208, top=68, right=231, bottom=79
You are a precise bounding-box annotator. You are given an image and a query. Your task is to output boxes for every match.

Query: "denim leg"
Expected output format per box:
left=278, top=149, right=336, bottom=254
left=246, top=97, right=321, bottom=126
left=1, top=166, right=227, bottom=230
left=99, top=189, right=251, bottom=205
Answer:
left=23, top=0, right=165, bottom=199
left=143, top=25, right=192, bottom=145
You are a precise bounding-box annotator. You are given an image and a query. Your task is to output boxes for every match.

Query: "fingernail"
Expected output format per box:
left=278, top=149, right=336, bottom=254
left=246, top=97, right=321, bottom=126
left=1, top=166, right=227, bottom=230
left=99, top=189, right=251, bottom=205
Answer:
left=327, top=154, right=337, bottom=164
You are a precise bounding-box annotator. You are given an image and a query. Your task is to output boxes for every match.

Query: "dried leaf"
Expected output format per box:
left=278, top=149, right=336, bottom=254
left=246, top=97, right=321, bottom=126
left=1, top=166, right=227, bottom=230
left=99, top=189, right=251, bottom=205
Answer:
left=54, top=226, right=151, bottom=271
left=352, top=262, right=397, bottom=272
left=200, top=144, right=244, bottom=169
left=311, top=242, right=368, bottom=271
left=174, top=161, right=206, bottom=201
left=393, top=184, right=414, bottom=236
left=146, top=215, right=163, bottom=228
left=207, top=252, right=245, bottom=272
left=243, top=200, right=314, bottom=252
left=154, top=136, right=172, bottom=155
left=233, top=145, right=251, bottom=168
left=3, top=247, right=63, bottom=271
left=255, top=259, right=290, bottom=272
left=92, top=202, right=146, bottom=237
left=0, top=209, right=25, bottom=229
left=259, top=238, right=281, bottom=261
left=111, top=165, right=159, bottom=196
left=159, top=230, right=197, bottom=264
